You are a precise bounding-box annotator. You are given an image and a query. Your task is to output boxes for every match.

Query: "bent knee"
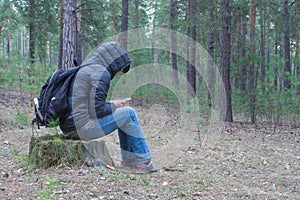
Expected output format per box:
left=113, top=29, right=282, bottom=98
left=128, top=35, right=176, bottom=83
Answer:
left=117, top=106, right=138, bottom=122
left=116, top=106, right=135, bottom=116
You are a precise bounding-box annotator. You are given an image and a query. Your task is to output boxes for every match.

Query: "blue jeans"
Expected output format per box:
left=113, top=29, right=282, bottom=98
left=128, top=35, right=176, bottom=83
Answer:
left=76, top=106, right=151, bottom=164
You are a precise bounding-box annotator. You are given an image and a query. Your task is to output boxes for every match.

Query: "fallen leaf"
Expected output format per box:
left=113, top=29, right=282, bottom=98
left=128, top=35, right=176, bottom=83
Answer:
left=162, top=181, right=168, bottom=186
left=105, top=165, right=115, bottom=170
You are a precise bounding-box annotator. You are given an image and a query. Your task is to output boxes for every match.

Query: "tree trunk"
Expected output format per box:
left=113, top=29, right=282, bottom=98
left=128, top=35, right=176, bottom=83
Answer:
left=233, top=0, right=249, bottom=91
left=249, top=0, right=256, bottom=123
left=267, top=6, right=270, bottom=77
left=240, top=12, right=247, bottom=91
left=207, top=0, right=216, bottom=107
left=283, top=0, right=291, bottom=89
left=186, top=0, right=196, bottom=97
left=6, top=19, right=10, bottom=57
left=274, top=0, right=279, bottom=87
left=28, top=22, right=35, bottom=63
left=0, top=21, right=2, bottom=56
left=220, top=0, right=233, bottom=122
left=170, top=0, right=179, bottom=87
left=20, top=31, right=24, bottom=58
left=62, top=0, right=77, bottom=70
left=29, top=134, right=114, bottom=169
left=112, top=0, right=118, bottom=40
left=152, top=20, right=157, bottom=63
left=0, top=0, right=10, bottom=57
left=186, top=10, right=190, bottom=98
left=75, top=1, right=82, bottom=66
left=134, top=0, right=140, bottom=45
left=58, top=0, right=64, bottom=69
left=120, top=0, right=129, bottom=50
left=189, top=0, right=196, bottom=97
left=28, top=0, right=35, bottom=63
left=296, top=0, right=299, bottom=81
left=260, top=4, right=266, bottom=90
left=0, top=21, right=2, bottom=37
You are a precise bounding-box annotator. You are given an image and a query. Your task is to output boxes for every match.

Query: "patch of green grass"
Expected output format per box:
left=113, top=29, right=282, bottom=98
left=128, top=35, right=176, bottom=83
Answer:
left=106, top=170, right=131, bottom=182
left=18, top=155, right=37, bottom=172
left=0, top=109, right=31, bottom=128
left=47, top=119, right=60, bottom=128
left=53, top=135, right=63, bottom=143
left=36, top=177, right=61, bottom=200
left=0, top=113, right=13, bottom=127
left=138, top=176, right=150, bottom=186
left=14, top=109, right=30, bottom=127
left=9, top=147, right=37, bottom=172
left=9, top=148, right=18, bottom=155
left=161, top=177, right=208, bottom=198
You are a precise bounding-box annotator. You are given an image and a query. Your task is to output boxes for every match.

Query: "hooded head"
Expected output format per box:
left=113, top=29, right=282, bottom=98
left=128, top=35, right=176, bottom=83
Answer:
left=81, top=41, right=131, bottom=78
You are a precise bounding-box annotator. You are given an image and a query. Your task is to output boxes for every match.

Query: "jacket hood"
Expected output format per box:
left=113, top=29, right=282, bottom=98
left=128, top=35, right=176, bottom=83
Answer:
left=81, top=41, right=131, bottom=78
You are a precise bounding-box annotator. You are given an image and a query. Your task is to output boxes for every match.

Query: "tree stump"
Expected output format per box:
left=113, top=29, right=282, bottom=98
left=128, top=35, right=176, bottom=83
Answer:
left=29, top=134, right=114, bottom=169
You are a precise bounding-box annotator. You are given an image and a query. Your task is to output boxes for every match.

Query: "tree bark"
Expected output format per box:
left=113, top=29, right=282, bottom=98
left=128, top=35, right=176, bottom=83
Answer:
left=220, top=0, right=233, bottom=122
left=207, top=0, right=216, bottom=106
left=134, top=0, right=140, bottom=45
left=0, top=22, right=2, bottom=55
left=62, top=0, right=77, bottom=70
left=29, top=135, right=114, bottom=169
left=189, top=0, right=196, bottom=97
left=58, top=0, right=64, bottom=69
left=233, top=0, right=249, bottom=91
left=120, top=0, right=129, bottom=50
left=295, top=0, right=299, bottom=80
left=28, top=22, right=35, bottom=63
left=249, top=0, right=256, bottom=123
left=170, top=0, right=179, bottom=87
left=20, top=31, right=24, bottom=58
left=186, top=0, right=196, bottom=97
left=28, top=0, right=35, bottom=63
left=75, top=1, right=82, bottom=66
left=0, top=0, right=10, bottom=56
left=0, top=21, right=2, bottom=37
left=267, top=6, right=270, bottom=76
left=112, top=0, right=118, bottom=40
left=260, top=4, right=266, bottom=90
left=6, top=19, right=10, bottom=57
left=186, top=2, right=190, bottom=96
left=240, top=9, right=247, bottom=91
left=274, top=0, right=279, bottom=87
left=283, top=0, right=291, bottom=89
left=0, top=21, right=2, bottom=56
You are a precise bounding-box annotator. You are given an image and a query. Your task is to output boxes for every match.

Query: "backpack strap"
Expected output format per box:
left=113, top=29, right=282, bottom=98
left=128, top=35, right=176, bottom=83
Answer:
left=42, top=70, right=61, bottom=120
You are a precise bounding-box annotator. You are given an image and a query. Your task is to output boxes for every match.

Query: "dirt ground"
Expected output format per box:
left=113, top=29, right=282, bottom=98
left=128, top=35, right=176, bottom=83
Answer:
left=0, top=89, right=299, bottom=200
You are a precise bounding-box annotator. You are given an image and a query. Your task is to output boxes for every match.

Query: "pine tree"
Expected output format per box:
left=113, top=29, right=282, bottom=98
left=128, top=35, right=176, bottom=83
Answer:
left=62, top=0, right=77, bottom=69
left=220, top=0, right=233, bottom=122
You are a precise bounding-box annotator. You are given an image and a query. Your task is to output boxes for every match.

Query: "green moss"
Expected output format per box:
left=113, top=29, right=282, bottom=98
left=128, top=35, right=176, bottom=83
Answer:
left=29, top=134, right=84, bottom=168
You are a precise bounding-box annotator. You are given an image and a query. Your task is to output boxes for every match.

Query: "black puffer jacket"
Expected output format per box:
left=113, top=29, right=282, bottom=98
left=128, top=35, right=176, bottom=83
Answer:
left=60, top=42, right=131, bottom=133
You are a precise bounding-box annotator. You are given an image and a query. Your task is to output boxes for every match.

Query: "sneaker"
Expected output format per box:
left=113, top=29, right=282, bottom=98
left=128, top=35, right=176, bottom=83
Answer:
left=135, top=162, right=158, bottom=174
left=121, top=160, right=158, bottom=174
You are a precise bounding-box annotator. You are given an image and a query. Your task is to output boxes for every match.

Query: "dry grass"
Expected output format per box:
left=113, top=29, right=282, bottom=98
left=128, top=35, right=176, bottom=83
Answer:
left=0, top=90, right=299, bottom=200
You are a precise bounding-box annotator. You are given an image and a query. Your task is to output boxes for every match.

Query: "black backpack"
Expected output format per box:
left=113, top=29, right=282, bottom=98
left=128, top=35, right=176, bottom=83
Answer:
left=32, top=66, right=80, bottom=128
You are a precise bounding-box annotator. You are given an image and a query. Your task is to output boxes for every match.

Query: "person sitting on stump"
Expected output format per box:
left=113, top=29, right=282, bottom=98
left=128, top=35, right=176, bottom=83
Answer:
left=60, top=41, right=158, bottom=173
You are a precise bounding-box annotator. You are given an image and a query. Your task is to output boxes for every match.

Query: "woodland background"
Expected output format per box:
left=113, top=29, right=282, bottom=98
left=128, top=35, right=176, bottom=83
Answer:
left=0, top=1, right=299, bottom=199
left=0, top=0, right=299, bottom=126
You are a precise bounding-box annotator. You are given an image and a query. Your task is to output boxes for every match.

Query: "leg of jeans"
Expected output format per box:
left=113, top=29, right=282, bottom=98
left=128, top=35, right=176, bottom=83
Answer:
left=115, top=107, right=151, bottom=163
left=118, top=129, right=151, bottom=163
left=78, top=106, right=151, bottom=163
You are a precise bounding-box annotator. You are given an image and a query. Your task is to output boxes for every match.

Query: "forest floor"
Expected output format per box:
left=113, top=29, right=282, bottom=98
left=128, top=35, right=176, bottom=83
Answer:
left=0, top=89, right=299, bottom=200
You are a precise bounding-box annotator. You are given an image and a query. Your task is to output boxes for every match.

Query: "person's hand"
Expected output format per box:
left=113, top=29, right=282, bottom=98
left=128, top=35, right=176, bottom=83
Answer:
left=111, top=99, right=127, bottom=108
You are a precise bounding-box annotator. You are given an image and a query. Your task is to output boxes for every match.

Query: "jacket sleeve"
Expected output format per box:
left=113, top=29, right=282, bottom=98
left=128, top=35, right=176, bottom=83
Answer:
left=89, top=69, right=116, bottom=118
